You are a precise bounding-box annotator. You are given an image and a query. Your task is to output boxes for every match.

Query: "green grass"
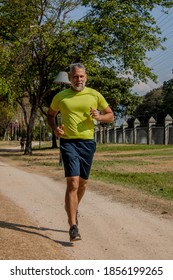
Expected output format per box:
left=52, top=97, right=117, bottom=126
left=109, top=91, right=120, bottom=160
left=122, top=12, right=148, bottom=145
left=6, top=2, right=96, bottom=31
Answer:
left=91, top=144, right=173, bottom=200
left=104, top=153, right=173, bottom=161
left=95, top=144, right=173, bottom=152
left=1, top=141, right=173, bottom=200
left=93, top=159, right=152, bottom=167
left=90, top=170, right=173, bottom=199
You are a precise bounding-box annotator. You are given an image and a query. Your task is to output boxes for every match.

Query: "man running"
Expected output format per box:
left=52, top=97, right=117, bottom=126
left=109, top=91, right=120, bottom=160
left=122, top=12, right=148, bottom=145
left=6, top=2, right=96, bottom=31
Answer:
left=47, top=63, right=114, bottom=241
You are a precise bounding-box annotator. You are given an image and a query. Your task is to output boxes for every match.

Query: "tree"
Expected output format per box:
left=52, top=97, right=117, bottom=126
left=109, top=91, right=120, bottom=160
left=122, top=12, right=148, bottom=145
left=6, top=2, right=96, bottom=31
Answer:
left=131, top=78, right=173, bottom=126
left=162, top=79, right=173, bottom=118
left=0, top=0, right=82, bottom=154
left=0, top=101, right=16, bottom=140
left=133, top=87, right=164, bottom=125
left=0, top=81, right=16, bottom=140
left=87, top=65, right=142, bottom=119
left=80, top=0, right=173, bottom=82
left=1, top=0, right=173, bottom=153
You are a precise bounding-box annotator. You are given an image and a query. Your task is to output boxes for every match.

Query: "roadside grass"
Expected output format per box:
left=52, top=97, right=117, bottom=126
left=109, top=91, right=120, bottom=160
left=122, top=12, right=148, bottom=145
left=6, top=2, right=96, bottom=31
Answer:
left=92, top=144, right=173, bottom=199
left=106, top=151, right=173, bottom=158
left=90, top=169, right=173, bottom=199
left=0, top=141, right=173, bottom=200
left=95, top=144, right=173, bottom=152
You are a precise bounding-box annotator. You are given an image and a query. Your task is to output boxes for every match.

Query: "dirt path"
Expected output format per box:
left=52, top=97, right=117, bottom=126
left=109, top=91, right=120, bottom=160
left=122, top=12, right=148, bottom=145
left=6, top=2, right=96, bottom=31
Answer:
left=0, top=158, right=173, bottom=260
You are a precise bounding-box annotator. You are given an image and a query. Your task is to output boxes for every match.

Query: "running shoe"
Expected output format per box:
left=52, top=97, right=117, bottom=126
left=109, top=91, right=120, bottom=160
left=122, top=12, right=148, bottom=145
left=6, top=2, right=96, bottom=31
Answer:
left=69, top=225, right=81, bottom=242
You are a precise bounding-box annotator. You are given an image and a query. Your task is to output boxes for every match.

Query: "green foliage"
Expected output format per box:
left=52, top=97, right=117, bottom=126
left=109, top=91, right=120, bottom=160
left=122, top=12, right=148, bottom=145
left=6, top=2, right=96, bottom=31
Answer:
left=133, top=87, right=164, bottom=125
left=87, top=65, right=142, bottom=117
left=131, top=78, right=173, bottom=125
left=0, top=0, right=83, bottom=153
left=1, top=0, right=173, bottom=152
left=80, top=0, right=173, bottom=81
left=0, top=100, right=15, bottom=138
left=0, top=77, right=17, bottom=137
left=162, top=79, right=173, bottom=117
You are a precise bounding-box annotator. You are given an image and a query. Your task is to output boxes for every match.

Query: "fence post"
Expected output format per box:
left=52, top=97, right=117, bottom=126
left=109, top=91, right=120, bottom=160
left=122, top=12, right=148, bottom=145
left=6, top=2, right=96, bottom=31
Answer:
left=94, top=126, right=98, bottom=143
left=99, top=124, right=103, bottom=143
left=122, top=121, right=128, bottom=144
left=106, top=126, right=110, bottom=143
left=164, top=114, right=172, bottom=145
left=113, top=123, right=119, bottom=143
left=148, top=117, right=156, bottom=144
left=133, top=118, right=140, bottom=144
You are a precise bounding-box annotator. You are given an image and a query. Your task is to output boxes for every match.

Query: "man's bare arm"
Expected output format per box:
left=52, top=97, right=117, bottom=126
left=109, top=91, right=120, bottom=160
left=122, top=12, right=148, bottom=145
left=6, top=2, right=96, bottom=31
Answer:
left=90, top=106, right=114, bottom=123
left=47, top=108, right=64, bottom=138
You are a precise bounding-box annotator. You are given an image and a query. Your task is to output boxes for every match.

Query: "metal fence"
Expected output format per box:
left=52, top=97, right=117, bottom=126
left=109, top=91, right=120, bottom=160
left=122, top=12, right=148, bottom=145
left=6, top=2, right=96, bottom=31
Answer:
left=94, top=114, right=173, bottom=145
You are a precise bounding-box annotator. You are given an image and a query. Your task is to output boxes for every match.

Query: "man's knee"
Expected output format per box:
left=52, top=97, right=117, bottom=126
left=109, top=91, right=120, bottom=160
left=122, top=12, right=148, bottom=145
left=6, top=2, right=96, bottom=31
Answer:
left=67, top=176, right=79, bottom=191
left=79, top=178, right=88, bottom=190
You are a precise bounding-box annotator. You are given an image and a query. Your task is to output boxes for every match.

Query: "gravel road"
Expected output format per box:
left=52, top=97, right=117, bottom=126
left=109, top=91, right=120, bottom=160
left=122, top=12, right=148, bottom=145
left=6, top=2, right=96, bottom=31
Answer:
left=0, top=159, right=173, bottom=260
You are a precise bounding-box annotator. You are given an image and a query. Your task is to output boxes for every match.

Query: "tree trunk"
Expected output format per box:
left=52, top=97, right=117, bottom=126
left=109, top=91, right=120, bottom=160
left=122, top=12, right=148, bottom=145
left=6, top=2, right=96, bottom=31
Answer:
left=3, top=129, right=7, bottom=141
left=24, top=103, right=38, bottom=155
left=25, top=124, right=33, bottom=155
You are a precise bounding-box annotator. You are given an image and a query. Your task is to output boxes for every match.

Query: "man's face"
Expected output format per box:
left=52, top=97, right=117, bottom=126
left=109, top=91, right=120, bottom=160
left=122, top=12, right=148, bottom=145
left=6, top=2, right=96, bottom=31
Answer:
left=68, top=67, right=87, bottom=92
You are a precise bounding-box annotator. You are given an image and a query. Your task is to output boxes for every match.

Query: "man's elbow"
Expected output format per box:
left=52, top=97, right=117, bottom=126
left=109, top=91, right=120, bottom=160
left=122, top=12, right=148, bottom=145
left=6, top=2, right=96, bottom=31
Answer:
left=110, top=117, right=114, bottom=123
left=110, top=112, right=114, bottom=122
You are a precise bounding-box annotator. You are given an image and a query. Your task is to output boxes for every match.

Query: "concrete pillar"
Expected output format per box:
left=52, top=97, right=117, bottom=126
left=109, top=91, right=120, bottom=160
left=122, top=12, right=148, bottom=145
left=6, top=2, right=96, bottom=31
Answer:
left=122, top=121, right=128, bottom=144
left=99, top=125, right=103, bottom=144
left=133, top=118, right=140, bottom=144
left=106, top=127, right=110, bottom=143
left=94, top=127, right=98, bottom=142
left=164, top=114, right=172, bottom=145
left=113, top=123, right=119, bottom=143
left=148, top=117, right=156, bottom=144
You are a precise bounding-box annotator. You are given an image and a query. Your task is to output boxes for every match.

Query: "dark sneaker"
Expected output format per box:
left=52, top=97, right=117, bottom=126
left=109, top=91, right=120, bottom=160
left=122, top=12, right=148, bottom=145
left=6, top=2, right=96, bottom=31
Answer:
left=69, top=225, right=81, bottom=242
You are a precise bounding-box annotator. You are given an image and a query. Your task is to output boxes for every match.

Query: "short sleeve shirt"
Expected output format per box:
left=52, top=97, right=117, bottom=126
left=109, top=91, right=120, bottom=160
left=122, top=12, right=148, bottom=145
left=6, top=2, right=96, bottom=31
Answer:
left=50, top=87, right=108, bottom=139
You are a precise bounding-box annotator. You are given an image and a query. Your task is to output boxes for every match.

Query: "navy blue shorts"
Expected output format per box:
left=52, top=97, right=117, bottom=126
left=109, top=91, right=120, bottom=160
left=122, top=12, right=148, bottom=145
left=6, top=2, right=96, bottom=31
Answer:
left=60, top=139, right=96, bottom=179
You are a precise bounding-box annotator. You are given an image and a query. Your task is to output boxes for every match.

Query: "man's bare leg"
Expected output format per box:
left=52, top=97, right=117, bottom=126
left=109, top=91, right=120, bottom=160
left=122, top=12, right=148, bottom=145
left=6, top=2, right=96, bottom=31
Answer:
left=65, top=176, right=79, bottom=227
left=78, top=177, right=88, bottom=204
left=65, top=176, right=82, bottom=241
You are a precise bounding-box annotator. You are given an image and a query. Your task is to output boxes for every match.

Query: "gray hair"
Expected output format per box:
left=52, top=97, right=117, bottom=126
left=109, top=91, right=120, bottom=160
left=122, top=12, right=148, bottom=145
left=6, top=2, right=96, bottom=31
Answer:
left=69, top=63, right=86, bottom=73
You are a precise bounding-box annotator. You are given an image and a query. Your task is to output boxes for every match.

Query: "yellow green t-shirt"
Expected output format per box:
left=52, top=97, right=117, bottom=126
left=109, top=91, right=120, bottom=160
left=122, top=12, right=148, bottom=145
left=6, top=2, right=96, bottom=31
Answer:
left=50, top=87, right=108, bottom=139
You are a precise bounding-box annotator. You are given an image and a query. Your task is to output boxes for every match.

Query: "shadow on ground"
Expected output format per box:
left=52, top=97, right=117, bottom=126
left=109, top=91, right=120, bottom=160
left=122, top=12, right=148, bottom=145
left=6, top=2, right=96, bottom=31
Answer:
left=0, top=220, right=73, bottom=247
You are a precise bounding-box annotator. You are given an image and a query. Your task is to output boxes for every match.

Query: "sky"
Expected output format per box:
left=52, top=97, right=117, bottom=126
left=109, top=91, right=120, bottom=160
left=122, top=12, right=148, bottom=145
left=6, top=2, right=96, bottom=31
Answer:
left=70, top=5, right=173, bottom=96
left=133, top=6, right=173, bottom=95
